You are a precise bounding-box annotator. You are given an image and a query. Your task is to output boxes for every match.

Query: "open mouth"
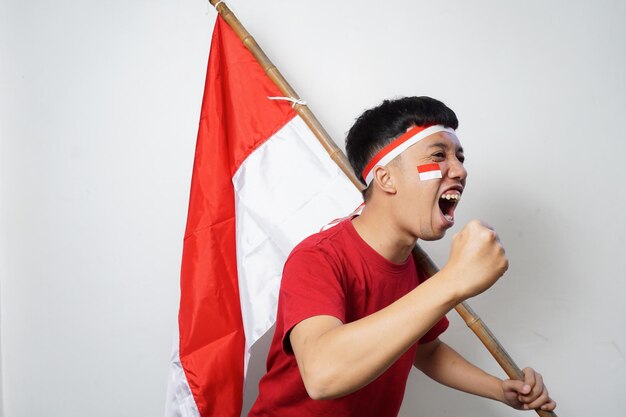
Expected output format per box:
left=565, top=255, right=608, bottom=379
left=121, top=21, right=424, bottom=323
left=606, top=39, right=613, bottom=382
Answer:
left=438, top=191, right=461, bottom=223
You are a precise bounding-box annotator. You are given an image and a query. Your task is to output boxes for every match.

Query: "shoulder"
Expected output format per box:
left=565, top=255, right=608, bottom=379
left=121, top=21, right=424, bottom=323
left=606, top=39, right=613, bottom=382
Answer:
left=280, top=220, right=358, bottom=290
left=286, top=220, right=353, bottom=265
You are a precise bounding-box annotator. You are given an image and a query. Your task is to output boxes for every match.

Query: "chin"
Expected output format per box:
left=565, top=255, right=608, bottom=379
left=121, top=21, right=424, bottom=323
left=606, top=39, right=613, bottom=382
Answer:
left=419, top=231, right=447, bottom=242
left=417, top=224, right=449, bottom=241
left=410, top=215, right=451, bottom=242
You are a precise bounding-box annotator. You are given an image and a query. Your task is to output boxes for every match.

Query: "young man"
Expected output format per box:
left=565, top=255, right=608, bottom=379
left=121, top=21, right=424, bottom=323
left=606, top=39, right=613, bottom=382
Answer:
left=248, top=96, right=556, bottom=416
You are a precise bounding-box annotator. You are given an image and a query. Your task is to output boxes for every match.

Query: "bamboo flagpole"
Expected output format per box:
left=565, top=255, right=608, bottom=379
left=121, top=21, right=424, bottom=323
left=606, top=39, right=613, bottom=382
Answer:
left=209, top=2, right=557, bottom=416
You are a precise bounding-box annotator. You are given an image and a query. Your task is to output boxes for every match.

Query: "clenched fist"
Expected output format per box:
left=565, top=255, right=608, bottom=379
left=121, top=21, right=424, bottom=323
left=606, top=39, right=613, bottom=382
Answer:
left=441, top=220, right=509, bottom=300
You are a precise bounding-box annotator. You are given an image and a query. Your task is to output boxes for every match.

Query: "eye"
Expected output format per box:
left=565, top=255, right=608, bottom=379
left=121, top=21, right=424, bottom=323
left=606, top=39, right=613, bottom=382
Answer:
left=431, top=152, right=445, bottom=160
left=457, top=153, right=465, bottom=164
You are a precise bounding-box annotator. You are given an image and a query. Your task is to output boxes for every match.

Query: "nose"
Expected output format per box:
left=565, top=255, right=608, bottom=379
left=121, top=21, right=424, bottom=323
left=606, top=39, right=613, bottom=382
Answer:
left=447, top=158, right=467, bottom=181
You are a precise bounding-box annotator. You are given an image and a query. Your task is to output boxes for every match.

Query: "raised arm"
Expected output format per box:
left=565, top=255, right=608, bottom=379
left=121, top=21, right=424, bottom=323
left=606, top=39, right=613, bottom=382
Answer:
left=290, top=220, right=508, bottom=400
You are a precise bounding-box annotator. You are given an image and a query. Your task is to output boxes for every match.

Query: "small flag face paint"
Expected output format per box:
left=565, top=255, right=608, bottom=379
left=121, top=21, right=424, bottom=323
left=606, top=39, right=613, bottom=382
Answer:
left=417, top=163, right=442, bottom=181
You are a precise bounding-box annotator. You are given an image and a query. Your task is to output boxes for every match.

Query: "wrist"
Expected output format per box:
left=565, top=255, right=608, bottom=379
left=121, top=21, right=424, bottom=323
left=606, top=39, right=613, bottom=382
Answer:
left=432, top=266, right=465, bottom=307
left=492, top=377, right=507, bottom=403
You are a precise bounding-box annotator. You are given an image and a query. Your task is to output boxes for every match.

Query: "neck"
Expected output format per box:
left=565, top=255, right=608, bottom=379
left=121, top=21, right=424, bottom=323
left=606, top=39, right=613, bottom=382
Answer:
left=351, top=202, right=417, bottom=264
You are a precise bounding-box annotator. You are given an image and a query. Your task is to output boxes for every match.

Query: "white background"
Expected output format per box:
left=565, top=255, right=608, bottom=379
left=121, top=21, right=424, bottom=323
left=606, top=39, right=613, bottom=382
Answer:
left=1, top=1, right=625, bottom=416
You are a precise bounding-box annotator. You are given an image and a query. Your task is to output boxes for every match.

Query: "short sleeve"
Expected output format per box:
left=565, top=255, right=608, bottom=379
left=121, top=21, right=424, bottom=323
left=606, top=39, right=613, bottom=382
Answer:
left=279, top=246, right=346, bottom=354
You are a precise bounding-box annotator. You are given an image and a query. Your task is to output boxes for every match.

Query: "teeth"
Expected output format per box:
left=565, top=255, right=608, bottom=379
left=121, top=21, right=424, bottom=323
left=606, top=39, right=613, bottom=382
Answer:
left=440, top=193, right=460, bottom=201
left=444, top=214, right=453, bottom=222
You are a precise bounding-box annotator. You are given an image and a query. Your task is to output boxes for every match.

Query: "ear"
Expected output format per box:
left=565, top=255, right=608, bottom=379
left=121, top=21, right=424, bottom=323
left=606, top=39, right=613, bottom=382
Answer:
left=372, top=165, right=397, bottom=195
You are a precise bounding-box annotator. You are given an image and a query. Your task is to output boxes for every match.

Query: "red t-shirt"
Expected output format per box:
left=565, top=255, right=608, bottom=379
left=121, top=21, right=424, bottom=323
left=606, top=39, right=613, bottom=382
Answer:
left=248, top=219, right=449, bottom=417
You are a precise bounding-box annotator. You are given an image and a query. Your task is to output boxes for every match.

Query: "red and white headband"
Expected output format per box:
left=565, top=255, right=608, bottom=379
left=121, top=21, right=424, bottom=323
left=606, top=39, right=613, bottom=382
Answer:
left=361, top=124, right=456, bottom=186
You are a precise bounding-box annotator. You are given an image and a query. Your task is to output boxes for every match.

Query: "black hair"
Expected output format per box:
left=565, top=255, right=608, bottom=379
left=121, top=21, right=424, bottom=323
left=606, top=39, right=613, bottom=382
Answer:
left=345, top=96, right=458, bottom=198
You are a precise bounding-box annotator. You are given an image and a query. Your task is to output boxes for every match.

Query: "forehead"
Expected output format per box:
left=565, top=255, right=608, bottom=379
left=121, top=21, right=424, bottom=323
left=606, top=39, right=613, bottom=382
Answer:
left=411, top=131, right=463, bottom=154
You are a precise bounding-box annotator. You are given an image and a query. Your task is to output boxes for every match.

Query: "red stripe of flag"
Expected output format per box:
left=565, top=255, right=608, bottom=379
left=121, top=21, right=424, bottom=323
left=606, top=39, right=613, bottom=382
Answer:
left=178, top=16, right=296, bottom=417
left=417, top=163, right=440, bottom=173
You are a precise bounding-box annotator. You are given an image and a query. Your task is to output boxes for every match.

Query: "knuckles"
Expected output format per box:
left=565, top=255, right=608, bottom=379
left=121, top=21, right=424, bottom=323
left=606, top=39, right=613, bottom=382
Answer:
left=454, top=220, right=510, bottom=278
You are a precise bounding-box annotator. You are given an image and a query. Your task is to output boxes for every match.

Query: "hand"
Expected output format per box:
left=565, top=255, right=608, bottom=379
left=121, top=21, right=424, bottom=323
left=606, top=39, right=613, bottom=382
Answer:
left=442, top=220, right=509, bottom=300
left=501, top=367, right=556, bottom=411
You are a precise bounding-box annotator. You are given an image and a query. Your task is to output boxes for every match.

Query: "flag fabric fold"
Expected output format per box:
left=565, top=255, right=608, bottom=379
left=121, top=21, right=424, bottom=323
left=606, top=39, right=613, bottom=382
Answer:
left=166, top=16, right=362, bottom=417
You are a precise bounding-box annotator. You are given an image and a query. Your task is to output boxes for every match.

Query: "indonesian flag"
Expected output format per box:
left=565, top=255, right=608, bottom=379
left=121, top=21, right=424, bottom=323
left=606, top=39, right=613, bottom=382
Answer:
left=417, top=163, right=442, bottom=181
left=165, top=16, right=362, bottom=417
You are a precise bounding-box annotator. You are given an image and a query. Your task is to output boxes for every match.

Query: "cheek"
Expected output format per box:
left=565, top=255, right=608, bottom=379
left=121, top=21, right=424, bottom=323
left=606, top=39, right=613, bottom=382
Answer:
left=395, top=166, right=440, bottom=207
left=404, top=182, right=440, bottom=212
left=416, top=163, right=443, bottom=181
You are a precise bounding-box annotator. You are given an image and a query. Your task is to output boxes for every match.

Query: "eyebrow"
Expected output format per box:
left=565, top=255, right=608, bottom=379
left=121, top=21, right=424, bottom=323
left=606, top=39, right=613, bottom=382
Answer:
left=427, top=142, right=464, bottom=153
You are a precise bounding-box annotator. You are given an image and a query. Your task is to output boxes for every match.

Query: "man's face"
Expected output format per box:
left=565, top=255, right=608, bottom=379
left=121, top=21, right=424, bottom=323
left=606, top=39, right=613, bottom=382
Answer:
left=388, top=131, right=467, bottom=241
